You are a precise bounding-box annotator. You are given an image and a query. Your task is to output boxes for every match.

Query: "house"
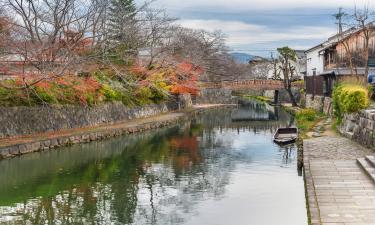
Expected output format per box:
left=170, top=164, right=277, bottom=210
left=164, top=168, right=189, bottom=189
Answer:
left=247, top=52, right=306, bottom=80
left=305, top=26, right=375, bottom=97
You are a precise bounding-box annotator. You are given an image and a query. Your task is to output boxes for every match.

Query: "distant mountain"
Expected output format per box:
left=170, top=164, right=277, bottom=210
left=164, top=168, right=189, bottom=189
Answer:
left=230, top=52, right=257, bottom=64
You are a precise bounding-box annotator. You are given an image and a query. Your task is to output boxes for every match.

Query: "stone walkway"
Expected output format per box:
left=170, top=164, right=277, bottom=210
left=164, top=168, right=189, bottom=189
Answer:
left=304, top=135, right=375, bottom=225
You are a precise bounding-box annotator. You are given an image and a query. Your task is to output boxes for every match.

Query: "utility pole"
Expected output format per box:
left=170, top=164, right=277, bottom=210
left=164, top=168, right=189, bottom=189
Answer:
left=334, top=7, right=345, bottom=34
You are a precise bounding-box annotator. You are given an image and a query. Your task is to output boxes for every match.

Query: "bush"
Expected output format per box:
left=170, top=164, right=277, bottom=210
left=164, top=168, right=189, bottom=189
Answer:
left=100, top=85, right=122, bottom=101
left=135, top=87, right=154, bottom=105
left=333, top=83, right=369, bottom=124
left=296, top=108, right=317, bottom=122
left=34, top=86, right=58, bottom=104
left=295, top=108, right=319, bottom=132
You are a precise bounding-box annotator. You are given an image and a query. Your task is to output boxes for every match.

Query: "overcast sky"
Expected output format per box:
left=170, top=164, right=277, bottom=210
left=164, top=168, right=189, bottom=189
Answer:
left=141, top=0, right=375, bottom=57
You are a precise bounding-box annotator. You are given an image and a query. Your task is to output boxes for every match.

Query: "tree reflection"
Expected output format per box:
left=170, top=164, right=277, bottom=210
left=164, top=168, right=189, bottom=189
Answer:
left=0, top=105, right=296, bottom=225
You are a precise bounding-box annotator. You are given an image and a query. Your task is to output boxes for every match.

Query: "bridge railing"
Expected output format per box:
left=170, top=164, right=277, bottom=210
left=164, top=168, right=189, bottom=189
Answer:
left=200, top=79, right=304, bottom=90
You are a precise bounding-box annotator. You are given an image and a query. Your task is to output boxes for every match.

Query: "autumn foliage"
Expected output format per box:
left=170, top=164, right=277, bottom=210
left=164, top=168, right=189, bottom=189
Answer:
left=131, top=61, right=203, bottom=96
left=0, top=76, right=104, bottom=106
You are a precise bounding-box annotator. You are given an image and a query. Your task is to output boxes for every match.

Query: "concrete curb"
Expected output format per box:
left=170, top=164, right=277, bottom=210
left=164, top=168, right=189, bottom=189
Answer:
left=303, top=140, right=322, bottom=225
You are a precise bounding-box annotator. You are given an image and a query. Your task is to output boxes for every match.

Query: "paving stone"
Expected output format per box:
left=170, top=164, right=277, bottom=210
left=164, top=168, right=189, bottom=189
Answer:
left=304, top=136, right=375, bottom=225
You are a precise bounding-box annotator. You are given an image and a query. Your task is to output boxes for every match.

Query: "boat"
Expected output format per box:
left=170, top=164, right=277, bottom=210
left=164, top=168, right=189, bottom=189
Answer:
left=273, top=127, right=298, bottom=145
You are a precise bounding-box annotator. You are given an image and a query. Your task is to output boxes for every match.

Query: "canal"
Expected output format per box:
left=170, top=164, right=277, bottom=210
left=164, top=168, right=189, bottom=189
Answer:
left=0, top=102, right=307, bottom=225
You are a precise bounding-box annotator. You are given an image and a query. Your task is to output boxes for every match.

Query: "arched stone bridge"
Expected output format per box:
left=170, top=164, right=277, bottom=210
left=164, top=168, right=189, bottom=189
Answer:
left=201, top=79, right=303, bottom=91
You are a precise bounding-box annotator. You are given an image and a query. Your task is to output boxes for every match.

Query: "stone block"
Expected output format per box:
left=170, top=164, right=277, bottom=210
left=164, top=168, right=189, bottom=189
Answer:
left=50, top=139, right=58, bottom=148
left=89, top=133, right=97, bottom=141
left=42, top=140, right=51, bottom=148
left=366, top=119, right=375, bottom=130
left=20, top=143, right=38, bottom=154
left=9, top=146, right=19, bottom=155
left=364, top=109, right=375, bottom=119
left=0, top=147, right=10, bottom=158
left=359, top=117, right=367, bottom=128
left=58, top=137, right=69, bottom=145
left=367, top=130, right=374, bottom=147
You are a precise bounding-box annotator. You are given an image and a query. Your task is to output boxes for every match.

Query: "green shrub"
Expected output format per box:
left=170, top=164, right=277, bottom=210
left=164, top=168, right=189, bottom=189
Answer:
left=296, top=108, right=317, bottom=122
left=150, top=87, right=168, bottom=104
left=295, top=108, right=319, bottom=133
left=333, top=83, right=369, bottom=124
left=135, top=87, right=153, bottom=105
left=100, top=85, right=122, bottom=101
left=34, top=87, right=58, bottom=104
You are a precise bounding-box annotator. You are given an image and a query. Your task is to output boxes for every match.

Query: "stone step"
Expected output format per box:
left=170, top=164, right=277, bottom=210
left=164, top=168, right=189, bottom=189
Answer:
left=366, top=155, right=375, bottom=168
left=357, top=157, right=375, bottom=184
left=343, top=131, right=354, bottom=139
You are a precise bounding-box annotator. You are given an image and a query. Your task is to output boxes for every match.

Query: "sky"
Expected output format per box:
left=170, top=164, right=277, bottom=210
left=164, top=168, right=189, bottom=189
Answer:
left=138, top=0, right=375, bottom=57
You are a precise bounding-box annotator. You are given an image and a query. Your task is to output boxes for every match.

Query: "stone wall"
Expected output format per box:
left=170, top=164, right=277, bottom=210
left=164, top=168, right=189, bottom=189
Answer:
left=0, top=115, right=185, bottom=159
left=260, top=88, right=301, bottom=104
left=305, top=94, right=333, bottom=115
left=194, top=89, right=234, bottom=104
left=0, top=101, right=179, bottom=138
left=339, top=109, right=375, bottom=148
left=279, top=88, right=301, bottom=104
left=178, top=93, right=193, bottom=109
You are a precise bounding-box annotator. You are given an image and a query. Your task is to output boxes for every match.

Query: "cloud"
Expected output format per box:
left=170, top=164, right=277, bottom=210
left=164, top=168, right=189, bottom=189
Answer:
left=139, top=0, right=372, bottom=56
left=178, top=19, right=336, bottom=49
left=156, top=0, right=373, bottom=11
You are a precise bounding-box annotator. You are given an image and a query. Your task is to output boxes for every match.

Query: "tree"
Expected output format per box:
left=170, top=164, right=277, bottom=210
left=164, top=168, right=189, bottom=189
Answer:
left=353, top=6, right=375, bottom=78
left=137, top=6, right=176, bottom=68
left=277, top=46, right=298, bottom=106
left=107, top=0, right=138, bottom=58
left=2, top=0, right=98, bottom=83
left=164, top=27, right=231, bottom=82
left=335, top=6, right=375, bottom=78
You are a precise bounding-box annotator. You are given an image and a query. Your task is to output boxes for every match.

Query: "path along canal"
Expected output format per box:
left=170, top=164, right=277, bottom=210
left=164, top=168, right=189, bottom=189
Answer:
left=0, top=101, right=308, bottom=225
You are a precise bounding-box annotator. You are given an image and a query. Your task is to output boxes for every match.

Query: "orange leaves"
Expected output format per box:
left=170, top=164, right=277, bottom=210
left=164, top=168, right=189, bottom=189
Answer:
left=170, top=61, right=203, bottom=95
left=9, top=75, right=103, bottom=106
left=131, top=64, right=148, bottom=77
left=34, top=81, right=53, bottom=89
left=170, top=84, right=199, bottom=95
left=131, top=60, right=204, bottom=95
left=169, top=134, right=201, bottom=169
left=137, top=79, right=151, bottom=87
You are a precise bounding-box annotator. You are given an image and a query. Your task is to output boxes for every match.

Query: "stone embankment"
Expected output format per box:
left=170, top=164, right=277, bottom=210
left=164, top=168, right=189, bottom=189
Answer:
left=0, top=101, right=232, bottom=159
left=0, top=101, right=179, bottom=138
left=0, top=112, right=185, bottom=159
left=305, top=94, right=333, bottom=115
left=340, top=108, right=375, bottom=148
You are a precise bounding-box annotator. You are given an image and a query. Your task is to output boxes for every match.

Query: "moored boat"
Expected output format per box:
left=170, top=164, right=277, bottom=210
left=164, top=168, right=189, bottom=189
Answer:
left=273, top=127, right=298, bottom=145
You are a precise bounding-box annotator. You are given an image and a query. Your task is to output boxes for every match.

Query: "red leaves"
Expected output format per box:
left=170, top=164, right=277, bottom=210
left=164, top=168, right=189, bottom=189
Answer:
left=132, top=60, right=204, bottom=95
left=131, top=65, right=148, bottom=77
left=137, top=79, right=151, bottom=87
left=170, top=61, right=202, bottom=95
left=170, top=84, right=199, bottom=95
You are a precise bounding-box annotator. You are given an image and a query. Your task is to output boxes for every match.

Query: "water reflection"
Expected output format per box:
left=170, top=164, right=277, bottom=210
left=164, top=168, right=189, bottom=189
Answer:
left=232, top=99, right=280, bottom=121
left=0, top=103, right=307, bottom=225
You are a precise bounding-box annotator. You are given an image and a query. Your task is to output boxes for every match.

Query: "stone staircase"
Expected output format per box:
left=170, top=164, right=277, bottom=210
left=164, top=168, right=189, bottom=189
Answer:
left=357, top=156, right=375, bottom=183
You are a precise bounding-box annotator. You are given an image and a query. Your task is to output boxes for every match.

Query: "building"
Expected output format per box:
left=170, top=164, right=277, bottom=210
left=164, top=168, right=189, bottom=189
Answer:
left=305, top=26, right=375, bottom=97
left=247, top=52, right=306, bottom=80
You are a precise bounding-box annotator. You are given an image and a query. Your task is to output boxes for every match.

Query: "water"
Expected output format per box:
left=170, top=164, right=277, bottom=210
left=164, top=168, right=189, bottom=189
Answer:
left=0, top=101, right=307, bottom=225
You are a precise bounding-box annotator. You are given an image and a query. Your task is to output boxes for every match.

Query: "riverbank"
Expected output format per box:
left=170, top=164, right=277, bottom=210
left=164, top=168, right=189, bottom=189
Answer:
left=0, top=104, right=234, bottom=160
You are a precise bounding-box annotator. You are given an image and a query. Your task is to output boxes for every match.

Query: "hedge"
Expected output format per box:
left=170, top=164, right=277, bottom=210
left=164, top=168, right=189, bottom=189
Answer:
left=332, top=83, right=369, bottom=124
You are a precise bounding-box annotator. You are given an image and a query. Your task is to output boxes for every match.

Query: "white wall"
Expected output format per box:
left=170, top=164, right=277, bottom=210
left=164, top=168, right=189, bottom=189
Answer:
left=306, top=47, right=324, bottom=76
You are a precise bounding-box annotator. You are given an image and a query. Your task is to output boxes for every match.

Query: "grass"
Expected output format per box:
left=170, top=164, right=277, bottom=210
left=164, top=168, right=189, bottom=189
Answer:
left=295, top=108, right=326, bottom=138
left=242, top=95, right=273, bottom=103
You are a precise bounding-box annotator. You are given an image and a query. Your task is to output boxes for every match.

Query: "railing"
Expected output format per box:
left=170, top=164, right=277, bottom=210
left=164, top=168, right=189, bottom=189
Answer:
left=201, top=79, right=303, bottom=90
